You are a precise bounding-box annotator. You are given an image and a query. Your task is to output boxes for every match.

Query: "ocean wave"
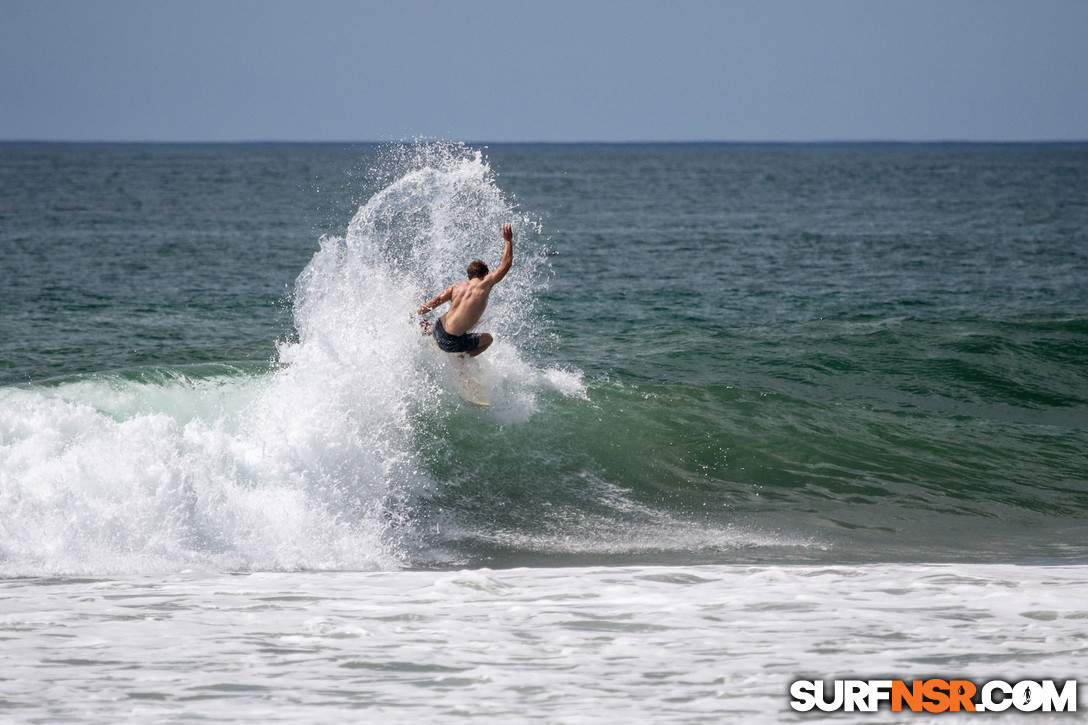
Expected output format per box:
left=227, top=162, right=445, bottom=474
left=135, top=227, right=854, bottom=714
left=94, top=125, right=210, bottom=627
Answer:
left=0, top=143, right=576, bottom=577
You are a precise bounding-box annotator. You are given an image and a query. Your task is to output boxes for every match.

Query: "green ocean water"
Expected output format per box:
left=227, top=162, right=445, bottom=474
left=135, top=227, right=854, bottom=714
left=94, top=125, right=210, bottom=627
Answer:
left=1, top=142, right=1086, bottom=573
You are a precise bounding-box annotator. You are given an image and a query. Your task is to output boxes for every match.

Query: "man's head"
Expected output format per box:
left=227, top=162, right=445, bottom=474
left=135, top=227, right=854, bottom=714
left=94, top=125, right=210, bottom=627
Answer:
left=467, top=259, right=489, bottom=279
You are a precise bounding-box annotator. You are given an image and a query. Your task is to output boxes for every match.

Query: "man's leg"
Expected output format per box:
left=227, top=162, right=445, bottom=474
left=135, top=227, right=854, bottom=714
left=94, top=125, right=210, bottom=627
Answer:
left=466, top=332, right=493, bottom=357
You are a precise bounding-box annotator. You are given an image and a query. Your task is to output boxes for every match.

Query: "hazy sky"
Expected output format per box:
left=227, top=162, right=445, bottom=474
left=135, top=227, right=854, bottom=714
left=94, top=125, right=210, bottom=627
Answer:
left=2, top=0, right=1086, bottom=142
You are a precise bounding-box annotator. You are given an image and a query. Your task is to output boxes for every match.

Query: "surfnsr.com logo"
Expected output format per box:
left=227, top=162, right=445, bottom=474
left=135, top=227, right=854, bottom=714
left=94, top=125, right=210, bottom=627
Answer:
left=790, top=679, right=1078, bottom=713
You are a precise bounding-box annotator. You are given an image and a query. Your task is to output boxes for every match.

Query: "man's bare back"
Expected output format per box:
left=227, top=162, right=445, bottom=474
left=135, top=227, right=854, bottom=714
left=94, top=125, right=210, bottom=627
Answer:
left=441, top=277, right=494, bottom=335
left=416, top=223, right=514, bottom=357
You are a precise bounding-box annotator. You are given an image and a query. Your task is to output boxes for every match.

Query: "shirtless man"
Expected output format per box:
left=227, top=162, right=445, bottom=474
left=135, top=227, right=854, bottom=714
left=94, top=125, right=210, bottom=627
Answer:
left=416, top=223, right=513, bottom=357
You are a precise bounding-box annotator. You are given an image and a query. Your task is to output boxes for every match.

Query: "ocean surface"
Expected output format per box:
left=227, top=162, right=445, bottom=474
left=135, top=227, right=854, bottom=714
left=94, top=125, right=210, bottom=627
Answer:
left=1, top=142, right=1086, bottom=721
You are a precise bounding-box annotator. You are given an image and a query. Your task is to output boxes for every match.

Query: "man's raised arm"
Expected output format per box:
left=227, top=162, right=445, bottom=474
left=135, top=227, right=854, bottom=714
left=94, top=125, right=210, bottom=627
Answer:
left=485, top=223, right=514, bottom=286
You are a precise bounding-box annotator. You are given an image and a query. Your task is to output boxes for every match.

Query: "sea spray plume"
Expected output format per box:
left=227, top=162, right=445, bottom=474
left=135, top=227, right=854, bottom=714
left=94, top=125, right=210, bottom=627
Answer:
left=333, top=142, right=559, bottom=419
left=265, top=142, right=555, bottom=561
left=280, top=142, right=547, bottom=415
left=346, top=142, right=549, bottom=345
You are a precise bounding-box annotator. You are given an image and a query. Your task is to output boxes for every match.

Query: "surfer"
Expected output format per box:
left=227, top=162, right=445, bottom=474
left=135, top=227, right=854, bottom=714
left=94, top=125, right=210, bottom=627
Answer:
left=416, top=223, right=514, bottom=357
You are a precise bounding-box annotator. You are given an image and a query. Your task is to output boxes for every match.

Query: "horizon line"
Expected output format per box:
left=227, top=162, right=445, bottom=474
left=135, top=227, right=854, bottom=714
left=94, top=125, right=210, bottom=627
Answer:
left=3, top=138, right=1087, bottom=146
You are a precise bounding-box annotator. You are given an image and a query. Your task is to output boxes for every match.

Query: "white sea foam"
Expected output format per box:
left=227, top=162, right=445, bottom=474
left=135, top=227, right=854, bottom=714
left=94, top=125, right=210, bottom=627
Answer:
left=0, top=143, right=575, bottom=577
left=2, top=563, right=1085, bottom=723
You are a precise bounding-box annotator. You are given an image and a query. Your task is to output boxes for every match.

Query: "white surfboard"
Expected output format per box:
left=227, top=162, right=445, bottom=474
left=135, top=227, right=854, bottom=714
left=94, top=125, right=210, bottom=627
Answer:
left=425, top=334, right=490, bottom=406
left=452, top=356, right=490, bottom=406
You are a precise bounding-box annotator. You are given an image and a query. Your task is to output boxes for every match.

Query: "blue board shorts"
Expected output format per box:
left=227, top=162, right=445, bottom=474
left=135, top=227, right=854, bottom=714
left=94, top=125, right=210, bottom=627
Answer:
left=433, top=318, right=481, bottom=354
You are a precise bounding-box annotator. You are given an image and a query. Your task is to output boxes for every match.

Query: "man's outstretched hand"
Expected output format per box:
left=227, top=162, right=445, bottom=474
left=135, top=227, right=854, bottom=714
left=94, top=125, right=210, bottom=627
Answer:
left=502, top=223, right=513, bottom=242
